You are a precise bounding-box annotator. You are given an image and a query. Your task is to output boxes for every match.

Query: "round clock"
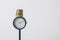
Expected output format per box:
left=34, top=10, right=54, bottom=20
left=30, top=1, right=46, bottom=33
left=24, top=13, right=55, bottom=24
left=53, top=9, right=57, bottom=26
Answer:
left=13, top=17, right=27, bottom=30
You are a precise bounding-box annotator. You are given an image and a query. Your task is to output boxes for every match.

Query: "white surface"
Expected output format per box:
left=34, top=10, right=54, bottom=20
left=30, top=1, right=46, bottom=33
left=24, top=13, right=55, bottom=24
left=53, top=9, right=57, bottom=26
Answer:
left=0, top=0, right=60, bottom=40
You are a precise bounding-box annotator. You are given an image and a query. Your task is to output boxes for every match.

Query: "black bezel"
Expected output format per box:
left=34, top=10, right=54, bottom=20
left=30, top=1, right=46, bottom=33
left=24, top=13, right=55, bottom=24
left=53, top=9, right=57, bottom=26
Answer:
left=13, top=17, right=27, bottom=30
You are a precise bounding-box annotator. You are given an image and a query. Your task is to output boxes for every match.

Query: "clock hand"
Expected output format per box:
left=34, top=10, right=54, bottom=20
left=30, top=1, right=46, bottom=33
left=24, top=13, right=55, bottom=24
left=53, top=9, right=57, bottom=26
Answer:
left=18, top=21, right=24, bottom=24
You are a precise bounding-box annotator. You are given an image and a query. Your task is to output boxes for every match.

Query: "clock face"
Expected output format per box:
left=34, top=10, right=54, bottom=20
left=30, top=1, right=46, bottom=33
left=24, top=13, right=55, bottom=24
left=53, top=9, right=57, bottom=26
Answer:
left=13, top=17, right=26, bottom=30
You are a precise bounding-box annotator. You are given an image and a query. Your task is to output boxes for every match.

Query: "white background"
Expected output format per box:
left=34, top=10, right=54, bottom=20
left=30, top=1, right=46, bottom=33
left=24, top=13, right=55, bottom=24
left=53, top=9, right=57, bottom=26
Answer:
left=0, top=0, right=60, bottom=40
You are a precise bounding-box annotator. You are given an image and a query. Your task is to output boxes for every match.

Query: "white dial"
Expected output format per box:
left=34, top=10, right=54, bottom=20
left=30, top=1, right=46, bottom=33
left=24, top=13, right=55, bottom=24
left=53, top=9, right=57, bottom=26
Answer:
left=13, top=17, right=26, bottom=29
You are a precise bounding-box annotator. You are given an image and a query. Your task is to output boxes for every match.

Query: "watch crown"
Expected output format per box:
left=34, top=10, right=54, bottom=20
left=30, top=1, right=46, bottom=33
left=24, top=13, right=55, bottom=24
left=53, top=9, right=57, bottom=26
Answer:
left=16, top=9, right=23, bottom=17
